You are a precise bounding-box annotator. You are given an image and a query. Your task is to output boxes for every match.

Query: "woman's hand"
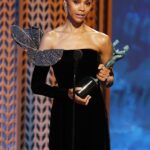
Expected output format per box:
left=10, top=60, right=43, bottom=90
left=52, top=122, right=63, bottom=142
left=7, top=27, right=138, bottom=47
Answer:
left=68, top=87, right=91, bottom=106
left=96, top=64, right=113, bottom=86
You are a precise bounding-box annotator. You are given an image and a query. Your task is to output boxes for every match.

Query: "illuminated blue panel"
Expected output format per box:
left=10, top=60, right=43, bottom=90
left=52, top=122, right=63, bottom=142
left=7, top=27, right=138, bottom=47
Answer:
left=111, top=0, right=150, bottom=149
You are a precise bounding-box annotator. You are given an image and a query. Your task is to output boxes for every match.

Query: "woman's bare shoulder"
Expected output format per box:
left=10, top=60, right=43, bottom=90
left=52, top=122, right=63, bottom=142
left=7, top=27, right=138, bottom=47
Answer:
left=39, top=26, right=63, bottom=50
left=43, top=29, right=57, bottom=40
left=85, top=26, right=111, bottom=51
left=96, top=32, right=112, bottom=54
left=85, top=26, right=109, bottom=40
left=96, top=32, right=110, bottom=45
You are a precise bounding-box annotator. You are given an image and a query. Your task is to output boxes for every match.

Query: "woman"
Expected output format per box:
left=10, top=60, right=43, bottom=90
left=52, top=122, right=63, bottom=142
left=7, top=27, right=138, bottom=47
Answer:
left=31, top=0, right=114, bottom=150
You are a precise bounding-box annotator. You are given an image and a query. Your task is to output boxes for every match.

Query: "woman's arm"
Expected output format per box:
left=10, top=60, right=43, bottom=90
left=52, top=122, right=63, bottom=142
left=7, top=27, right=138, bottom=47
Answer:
left=97, top=34, right=114, bottom=87
left=31, top=65, right=68, bottom=99
left=30, top=30, right=69, bottom=99
left=31, top=65, right=91, bottom=105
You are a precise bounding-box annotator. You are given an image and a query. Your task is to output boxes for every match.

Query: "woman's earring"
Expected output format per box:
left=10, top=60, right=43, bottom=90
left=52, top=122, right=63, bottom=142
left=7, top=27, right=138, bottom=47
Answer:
left=64, top=1, right=68, bottom=14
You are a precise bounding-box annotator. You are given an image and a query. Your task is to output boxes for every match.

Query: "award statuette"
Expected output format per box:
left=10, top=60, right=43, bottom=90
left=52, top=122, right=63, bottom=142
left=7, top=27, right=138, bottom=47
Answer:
left=76, top=40, right=129, bottom=98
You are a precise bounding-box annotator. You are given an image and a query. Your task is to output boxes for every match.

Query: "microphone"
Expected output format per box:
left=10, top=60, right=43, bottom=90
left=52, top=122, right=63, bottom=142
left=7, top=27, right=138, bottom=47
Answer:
left=73, top=50, right=83, bottom=62
left=73, top=50, right=83, bottom=77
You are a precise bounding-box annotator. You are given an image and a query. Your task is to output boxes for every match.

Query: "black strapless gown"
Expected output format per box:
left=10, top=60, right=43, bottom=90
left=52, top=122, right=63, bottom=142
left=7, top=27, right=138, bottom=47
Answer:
left=31, top=49, right=110, bottom=150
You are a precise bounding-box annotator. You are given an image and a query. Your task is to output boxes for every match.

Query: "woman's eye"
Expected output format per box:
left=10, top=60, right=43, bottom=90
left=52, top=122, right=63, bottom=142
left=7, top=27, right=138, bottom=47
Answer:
left=85, top=1, right=92, bottom=6
left=85, top=2, right=91, bottom=6
left=73, top=0, right=92, bottom=6
left=73, top=0, right=79, bottom=4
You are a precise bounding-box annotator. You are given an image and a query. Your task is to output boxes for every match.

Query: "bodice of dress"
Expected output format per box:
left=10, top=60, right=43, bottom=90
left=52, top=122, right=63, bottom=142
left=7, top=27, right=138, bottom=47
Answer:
left=53, top=49, right=100, bottom=89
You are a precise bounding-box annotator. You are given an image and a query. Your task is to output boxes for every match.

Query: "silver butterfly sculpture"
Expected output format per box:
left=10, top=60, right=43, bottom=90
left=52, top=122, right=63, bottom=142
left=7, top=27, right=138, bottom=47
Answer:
left=11, top=25, right=129, bottom=67
left=11, top=25, right=63, bottom=66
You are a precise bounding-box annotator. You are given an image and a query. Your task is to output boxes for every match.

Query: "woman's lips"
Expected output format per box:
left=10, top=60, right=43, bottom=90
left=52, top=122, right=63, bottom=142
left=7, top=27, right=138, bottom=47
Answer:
left=76, top=14, right=86, bottom=18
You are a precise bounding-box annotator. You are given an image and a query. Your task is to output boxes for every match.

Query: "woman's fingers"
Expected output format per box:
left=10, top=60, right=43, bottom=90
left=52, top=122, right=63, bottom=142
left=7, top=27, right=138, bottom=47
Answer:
left=98, top=64, right=104, bottom=70
left=68, top=88, right=91, bottom=106
left=75, top=94, right=91, bottom=106
left=97, top=64, right=110, bottom=82
left=84, top=95, right=91, bottom=105
left=96, top=73, right=109, bottom=82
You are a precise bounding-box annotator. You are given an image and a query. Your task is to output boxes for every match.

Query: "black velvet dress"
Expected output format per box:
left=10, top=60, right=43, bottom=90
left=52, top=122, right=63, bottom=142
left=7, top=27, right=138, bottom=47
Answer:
left=31, top=49, right=110, bottom=150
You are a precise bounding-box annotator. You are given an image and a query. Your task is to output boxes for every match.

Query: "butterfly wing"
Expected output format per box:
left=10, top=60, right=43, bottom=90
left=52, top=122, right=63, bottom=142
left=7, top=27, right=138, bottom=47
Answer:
left=11, top=25, right=42, bottom=50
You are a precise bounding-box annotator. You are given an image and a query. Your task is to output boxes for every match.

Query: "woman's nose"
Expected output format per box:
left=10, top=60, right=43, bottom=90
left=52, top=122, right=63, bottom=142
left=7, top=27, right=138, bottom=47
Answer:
left=79, top=4, right=86, bottom=11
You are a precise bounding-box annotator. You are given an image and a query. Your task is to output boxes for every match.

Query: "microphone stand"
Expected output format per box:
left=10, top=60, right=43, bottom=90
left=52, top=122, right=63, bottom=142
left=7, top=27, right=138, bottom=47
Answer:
left=72, top=51, right=82, bottom=150
left=72, top=65, right=76, bottom=150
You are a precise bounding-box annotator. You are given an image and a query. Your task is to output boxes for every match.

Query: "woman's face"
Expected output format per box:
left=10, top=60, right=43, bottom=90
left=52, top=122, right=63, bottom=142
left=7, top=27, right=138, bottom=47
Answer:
left=65, top=0, right=93, bottom=24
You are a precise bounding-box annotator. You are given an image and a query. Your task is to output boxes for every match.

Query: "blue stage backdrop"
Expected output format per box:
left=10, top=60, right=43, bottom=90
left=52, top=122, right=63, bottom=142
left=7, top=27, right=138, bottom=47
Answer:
left=111, top=0, right=150, bottom=149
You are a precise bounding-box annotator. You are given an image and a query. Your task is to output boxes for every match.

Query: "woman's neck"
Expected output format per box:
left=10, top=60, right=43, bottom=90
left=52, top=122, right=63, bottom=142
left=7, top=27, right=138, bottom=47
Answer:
left=63, top=18, right=86, bottom=33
